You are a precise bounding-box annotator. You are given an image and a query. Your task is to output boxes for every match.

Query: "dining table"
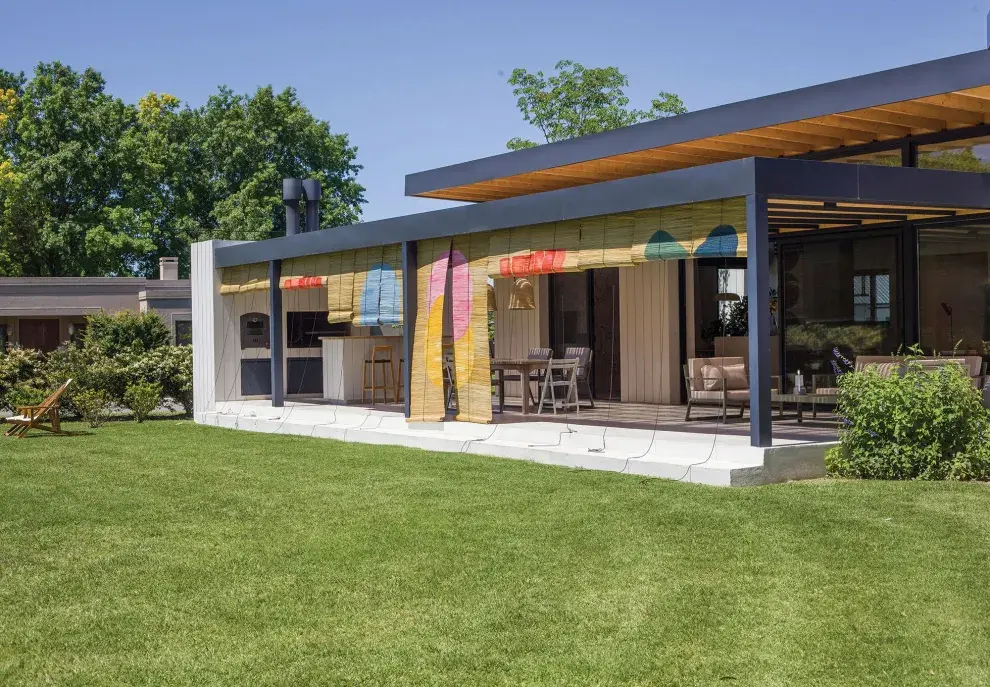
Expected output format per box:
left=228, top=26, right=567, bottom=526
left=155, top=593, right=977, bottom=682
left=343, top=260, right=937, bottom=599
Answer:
left=490, top=358, right=550, bottom=415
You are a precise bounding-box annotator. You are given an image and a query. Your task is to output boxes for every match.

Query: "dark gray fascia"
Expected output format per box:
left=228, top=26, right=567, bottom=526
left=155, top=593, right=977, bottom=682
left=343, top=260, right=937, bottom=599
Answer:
left=754, top=157, right=990, bottom=208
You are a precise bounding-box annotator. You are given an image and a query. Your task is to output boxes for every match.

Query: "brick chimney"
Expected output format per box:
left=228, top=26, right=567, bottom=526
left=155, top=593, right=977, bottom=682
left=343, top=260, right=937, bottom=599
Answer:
left=159, top=257, right=179, bottom=281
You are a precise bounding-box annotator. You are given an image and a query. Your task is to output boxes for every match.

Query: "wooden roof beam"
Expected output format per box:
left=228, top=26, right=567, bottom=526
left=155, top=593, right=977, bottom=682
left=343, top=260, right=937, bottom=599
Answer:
left=873, top=101, right=986, bottom=127
left=743, top=127, right=845, bottom=149
left=769, top=120, right=876, bottom=144
left=717, top=132, right=815, bottom=153
left=838, top=107, right=947, bottom=132
left=811, top=114, right=913, bottom=138
left=678, top=139, right=786, bottom=158
left=920, top=92, right=990, bottom=116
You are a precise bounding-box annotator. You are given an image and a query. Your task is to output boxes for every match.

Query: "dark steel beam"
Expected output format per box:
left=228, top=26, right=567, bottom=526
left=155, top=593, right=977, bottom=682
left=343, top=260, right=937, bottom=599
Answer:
left=754, top=157, right=990, bottom=209
left=901, top=224, right=920, bottom=346
left=406, top=50, right=990, bottom=197
left=269, top=260, right=284, bottom=408
left=767, top=201, right=949, bottom=215
left=747, top=194, right=772, bottom=448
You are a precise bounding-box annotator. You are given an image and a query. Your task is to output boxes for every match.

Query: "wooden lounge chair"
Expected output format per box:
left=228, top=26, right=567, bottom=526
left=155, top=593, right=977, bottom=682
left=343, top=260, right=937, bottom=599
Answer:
left=4, top=379, right=72, bottom=438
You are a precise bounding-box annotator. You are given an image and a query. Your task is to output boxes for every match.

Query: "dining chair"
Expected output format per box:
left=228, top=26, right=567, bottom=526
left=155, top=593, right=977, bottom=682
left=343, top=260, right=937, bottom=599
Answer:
left=563, top=346, right=594, bottom=408
left=537, top=359, right=580, bottom=415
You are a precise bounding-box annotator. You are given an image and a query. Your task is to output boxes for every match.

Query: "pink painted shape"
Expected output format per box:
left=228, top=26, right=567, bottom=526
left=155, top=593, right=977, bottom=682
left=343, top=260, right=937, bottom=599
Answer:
left=429, top=254, right=448, bottom=305
left=449, top=250, right=472, bottom=340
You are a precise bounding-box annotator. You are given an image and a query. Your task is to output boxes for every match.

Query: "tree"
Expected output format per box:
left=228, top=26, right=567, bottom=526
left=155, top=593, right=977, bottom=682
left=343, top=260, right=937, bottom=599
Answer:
left=506, top=60, right=686, bottom=150
left=199, top=85, right=364, bottom=244
left=0, top=62, right=365, bottom=278
left=0, top=63, right=153, bottom=277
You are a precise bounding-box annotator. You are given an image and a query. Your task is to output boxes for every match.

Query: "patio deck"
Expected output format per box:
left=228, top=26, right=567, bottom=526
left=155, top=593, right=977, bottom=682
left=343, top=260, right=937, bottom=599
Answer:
left=198, top=396, right=835, bottom=487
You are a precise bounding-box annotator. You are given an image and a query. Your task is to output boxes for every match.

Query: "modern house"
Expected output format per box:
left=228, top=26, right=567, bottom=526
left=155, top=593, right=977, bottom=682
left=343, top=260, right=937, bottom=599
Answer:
left=0, top=258, right=192, bottom=351
left=191, top=49, right=990, bottom=485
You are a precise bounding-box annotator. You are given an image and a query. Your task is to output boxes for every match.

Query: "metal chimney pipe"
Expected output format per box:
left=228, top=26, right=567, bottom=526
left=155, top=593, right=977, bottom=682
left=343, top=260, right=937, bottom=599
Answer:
left=283, top=178, right=303, bottom=236
left=302, top=179, right=321, bottom=233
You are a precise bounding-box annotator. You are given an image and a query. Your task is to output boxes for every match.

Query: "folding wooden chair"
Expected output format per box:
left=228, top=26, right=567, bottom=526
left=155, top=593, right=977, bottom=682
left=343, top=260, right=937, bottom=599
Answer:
left=4, top=379, right=72, bottom=438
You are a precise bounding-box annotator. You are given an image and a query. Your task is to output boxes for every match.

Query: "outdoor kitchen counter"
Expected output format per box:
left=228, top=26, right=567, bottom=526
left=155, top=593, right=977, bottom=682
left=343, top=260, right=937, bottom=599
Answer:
left=320, top=335, right=402, bottom=403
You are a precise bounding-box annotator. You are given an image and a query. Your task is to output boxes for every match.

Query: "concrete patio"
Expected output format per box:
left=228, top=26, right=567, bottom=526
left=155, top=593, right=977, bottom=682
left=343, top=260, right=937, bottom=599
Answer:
left=198, top=399, right=834, bottom=487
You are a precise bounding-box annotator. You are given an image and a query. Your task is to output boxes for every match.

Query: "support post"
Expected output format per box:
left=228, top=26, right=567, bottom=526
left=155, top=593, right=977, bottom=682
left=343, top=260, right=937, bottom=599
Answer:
left=901, top=223, right=920, bottom=347
left=269, top=259, right=284, bottom=408
left=401, top=241, right=417, bottom=418
left=746, top=194, right=771, bottom=447
left=901, top=140, right=918, bottom=167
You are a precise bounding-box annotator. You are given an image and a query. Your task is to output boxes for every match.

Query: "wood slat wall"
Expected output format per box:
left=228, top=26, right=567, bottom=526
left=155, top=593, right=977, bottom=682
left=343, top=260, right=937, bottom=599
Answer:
left=618, top=261, right=681, bottom=404
left=493, top=276, right=548, bottom=399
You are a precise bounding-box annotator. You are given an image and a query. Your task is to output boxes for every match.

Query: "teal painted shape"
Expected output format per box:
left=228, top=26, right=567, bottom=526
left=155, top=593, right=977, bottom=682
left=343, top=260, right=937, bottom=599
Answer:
left=644, top=230, right=689, bottom=261
left=694, top=224, right=739, bottom=258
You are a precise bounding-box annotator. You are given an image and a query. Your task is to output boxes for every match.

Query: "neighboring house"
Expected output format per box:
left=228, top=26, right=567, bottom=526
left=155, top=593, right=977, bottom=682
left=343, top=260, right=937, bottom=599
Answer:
left=193, top=47, right=990, bottom=454
left=0, top=258, right=191, bottom=351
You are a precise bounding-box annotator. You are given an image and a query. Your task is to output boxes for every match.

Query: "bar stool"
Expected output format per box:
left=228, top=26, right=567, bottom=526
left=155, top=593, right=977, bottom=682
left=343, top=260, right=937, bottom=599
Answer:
left=363, top=344, right=394, bottom=405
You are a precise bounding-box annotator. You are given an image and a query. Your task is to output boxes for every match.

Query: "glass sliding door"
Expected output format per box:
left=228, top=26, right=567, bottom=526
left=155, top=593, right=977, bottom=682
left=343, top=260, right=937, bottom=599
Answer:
left=919, top=224, right=990, bottom=356
left=548, top=268, right=620, bottom=400
left=780, top=233, right=902, bottom=378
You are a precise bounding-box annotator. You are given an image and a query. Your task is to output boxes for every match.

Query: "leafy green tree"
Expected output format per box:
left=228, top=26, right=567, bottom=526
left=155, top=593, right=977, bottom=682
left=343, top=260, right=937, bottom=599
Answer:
left=0, top=63, right=154, bottom=276
left=198, top=85, right=364, bottom=243
left=506, top=60, right=686, bottom=150
left=0, top=62, right=365, bottom=278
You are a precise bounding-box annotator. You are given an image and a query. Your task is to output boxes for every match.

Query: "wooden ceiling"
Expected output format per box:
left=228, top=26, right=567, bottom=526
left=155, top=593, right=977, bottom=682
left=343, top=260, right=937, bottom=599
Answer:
left=768, top=199, right=989, bottom=234
left=416, top=86, right=990, bottom=202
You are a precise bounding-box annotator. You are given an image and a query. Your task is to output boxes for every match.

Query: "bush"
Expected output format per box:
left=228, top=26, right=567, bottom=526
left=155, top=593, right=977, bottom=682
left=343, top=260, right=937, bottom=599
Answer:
left=74, top=389, right=112, bottom=428
left=0, top=347, right=43, bottom=411
left=121, top=345, right=193, bottom=415
left=829, top=359, right=990, bottom=480
left=5, top=385, right=48, bottom=411
left=124, top=382, right=162, bottom=423
left=39, top=343, right=129, bottom=415
left=84, top=310, right=171, bottom=356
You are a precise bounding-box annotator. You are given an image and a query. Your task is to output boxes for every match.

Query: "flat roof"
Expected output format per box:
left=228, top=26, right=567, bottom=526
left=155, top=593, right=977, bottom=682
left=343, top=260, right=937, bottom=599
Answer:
left=405, top=50, right=990, bottom=202
left=216, top=159, right=990, bottom=268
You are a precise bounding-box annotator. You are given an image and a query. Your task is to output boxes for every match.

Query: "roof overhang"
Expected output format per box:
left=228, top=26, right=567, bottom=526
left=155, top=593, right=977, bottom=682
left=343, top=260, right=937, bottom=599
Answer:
left=405, top=50, right=990, bottom=202
left=215, top=158, right=990, bottom=268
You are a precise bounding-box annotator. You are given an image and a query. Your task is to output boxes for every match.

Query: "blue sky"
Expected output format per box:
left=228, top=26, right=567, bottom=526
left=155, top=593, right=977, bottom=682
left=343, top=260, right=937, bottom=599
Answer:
left=5, top=0, right=990, bottom=221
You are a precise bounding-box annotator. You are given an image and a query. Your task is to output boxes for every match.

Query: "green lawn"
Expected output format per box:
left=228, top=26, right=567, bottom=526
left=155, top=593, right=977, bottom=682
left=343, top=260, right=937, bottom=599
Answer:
left=1, top=422, right=989, bottom=686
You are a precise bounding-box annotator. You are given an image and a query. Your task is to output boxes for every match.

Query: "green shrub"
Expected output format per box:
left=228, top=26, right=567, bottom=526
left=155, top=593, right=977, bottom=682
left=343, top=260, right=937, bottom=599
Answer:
left=39, top=343, right=128, bottom=414
left=121, top=345, right=193, bottom=415
left=5, top=385, right=48, bottom=411
left=123, top=382, right=162, bottom=423
left=83, top=311, right=171, bottom=356
left=0, top=347, right=43, bottom=411
left=830, top=359, right=990, bottom=480
left=74, top=389, right=112, bottom=428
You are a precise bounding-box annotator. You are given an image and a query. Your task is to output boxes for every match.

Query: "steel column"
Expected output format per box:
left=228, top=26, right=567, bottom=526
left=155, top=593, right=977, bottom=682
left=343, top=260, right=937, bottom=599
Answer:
left=902, top=140, right=917, bottom=167
left=401, top=241, right=417, bottom=418
left=901, top=224, right=920, bottom=346
left=746, top=194, right=772, bottom=447
left=269, top=259, right=284, bottom=408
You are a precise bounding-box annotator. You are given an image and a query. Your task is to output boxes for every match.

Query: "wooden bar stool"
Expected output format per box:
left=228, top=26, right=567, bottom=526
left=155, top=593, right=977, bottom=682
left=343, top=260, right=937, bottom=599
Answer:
left=363, top=344, right=394, bottom=405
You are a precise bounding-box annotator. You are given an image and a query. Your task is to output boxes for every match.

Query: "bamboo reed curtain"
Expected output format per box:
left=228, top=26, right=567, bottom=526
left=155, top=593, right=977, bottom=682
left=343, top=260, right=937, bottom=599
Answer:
left=219, top=262, right=270, bottom=295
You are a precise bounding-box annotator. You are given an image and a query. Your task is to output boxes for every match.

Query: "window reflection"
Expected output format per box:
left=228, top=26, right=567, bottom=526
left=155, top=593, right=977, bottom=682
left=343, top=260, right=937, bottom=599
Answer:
left=919, top=224, right=990, bottom=355
left=781, top=235, right=900, bottom=377
left=918, top=136, right=990, bottom=172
